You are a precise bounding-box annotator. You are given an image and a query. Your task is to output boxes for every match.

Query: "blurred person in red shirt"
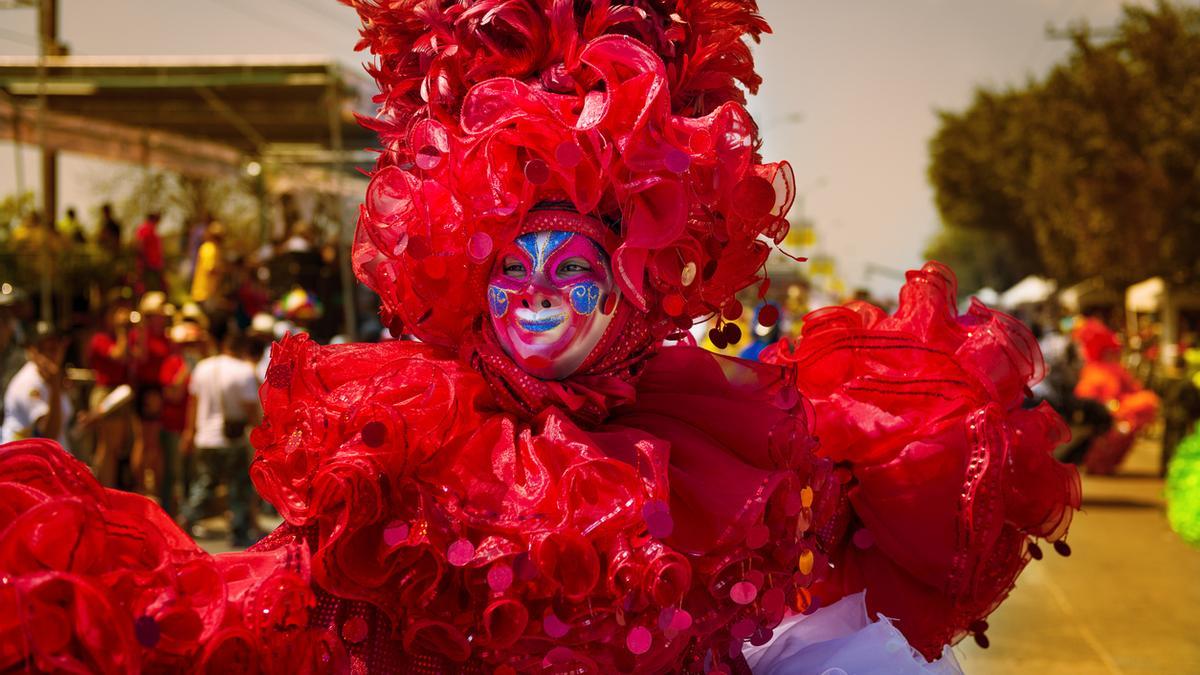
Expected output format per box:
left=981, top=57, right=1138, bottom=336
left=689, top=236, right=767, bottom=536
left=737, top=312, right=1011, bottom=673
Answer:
left=85, top=293, right=134, bottom=487
left=135, top=212, right=165, bottom=293
left=128, top=291, right=184, bottom=513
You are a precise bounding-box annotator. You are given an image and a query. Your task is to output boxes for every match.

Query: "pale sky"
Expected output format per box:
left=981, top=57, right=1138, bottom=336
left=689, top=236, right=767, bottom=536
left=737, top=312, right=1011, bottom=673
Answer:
left=0, top=0, right=1149, bottom=298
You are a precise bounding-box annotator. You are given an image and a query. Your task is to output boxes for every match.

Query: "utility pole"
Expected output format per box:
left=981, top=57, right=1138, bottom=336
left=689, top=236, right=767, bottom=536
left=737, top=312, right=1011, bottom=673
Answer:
left=37, top=0, right=66, bottom=225
left=35, top=0, right=65, bottom=325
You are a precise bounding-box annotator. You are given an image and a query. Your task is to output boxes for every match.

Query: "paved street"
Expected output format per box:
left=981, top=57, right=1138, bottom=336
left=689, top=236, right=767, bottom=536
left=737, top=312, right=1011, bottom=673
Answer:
left=956, top=438, right=1200, bottom=674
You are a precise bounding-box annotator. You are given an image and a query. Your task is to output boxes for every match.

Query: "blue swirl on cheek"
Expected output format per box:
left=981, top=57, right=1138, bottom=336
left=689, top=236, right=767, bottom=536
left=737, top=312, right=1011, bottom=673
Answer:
left=488, top=286, right=510, bottom=318
left=569, top=282, right=601, bottom=315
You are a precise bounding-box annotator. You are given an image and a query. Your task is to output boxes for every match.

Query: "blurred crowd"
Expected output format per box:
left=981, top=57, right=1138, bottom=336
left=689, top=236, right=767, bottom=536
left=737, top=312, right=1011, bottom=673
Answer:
left=0, top=199, right=375, bottom=546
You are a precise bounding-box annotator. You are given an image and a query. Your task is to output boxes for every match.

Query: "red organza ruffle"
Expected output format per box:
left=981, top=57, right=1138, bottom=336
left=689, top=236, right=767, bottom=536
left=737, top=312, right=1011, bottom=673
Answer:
left=0, top=440, right=331, bottom=674
left=762, top=262, right=1082, bottom=659
left=249, top=334, right=835, bottom=672
left=348, top=1, right=794, bottom=347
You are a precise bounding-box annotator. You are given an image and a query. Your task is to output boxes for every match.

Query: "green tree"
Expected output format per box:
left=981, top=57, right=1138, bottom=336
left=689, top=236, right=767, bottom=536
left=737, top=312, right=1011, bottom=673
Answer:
left=928, top=1, right=1200, bottom=288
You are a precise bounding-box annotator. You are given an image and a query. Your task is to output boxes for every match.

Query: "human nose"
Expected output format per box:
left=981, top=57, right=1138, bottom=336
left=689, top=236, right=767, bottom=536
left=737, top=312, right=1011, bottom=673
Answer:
left=520, top=278, right=561, bottom=310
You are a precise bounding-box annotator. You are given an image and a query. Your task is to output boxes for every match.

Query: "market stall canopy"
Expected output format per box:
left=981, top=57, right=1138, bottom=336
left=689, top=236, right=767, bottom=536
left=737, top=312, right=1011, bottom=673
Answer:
left=999, top=275, right=1057, bottom=309
left=1126, top=277, right=1166, bottom=314
left=0, top=54, right=377, bottom=175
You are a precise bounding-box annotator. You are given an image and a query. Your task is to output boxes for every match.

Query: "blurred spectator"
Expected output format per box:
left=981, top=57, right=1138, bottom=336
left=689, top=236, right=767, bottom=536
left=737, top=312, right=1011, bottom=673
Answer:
left=180, top=216, right=209, bottom=281
left=86, top=294, right=133, bottom=487
left=1161, top=356, right=1200, bottom=478
left=135, top=212, right=165, bottom=293
left=191, top=221, right=226, bottom=309
left=248, top=312, right=277, bottom=383
left=98, top=202, right=122, bottom=250
left=173, top=302, right=215, bottom=369
left=181, top=322, right=260, bottom=546
left=1, top=322, right=71, bottom=446
left=282, top=220, right=316, bottom=253
left=57, top=206, right=86, bottom=244
left=1031, top=321, right=1078, bottom=412
left=0, top=288, right=25, bottom=402
left=232, top=256, right=270, bottom=329
left=129, top=292, right=175, bottom=504
left=11, top=211, right=65, bottom=254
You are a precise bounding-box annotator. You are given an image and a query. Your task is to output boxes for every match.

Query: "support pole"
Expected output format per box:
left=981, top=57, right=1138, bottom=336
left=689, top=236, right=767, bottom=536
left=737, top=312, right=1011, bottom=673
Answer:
left=327, top=68, right=357, bottom=340
left=36, top=0, right=60, bottom=325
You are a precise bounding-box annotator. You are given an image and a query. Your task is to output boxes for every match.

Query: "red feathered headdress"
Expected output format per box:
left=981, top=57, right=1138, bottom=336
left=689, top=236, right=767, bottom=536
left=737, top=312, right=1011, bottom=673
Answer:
left=346, top=0, right=795, bottom=348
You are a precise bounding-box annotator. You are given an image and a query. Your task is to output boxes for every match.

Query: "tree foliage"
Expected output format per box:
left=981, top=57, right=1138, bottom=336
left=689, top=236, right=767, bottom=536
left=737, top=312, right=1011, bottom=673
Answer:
left=928, top=1, right=1200, bottom=289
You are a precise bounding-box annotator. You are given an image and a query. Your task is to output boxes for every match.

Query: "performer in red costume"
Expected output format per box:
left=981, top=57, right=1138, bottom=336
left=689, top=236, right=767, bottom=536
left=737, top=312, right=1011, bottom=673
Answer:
left=0, top=2, right=1080, bottom=673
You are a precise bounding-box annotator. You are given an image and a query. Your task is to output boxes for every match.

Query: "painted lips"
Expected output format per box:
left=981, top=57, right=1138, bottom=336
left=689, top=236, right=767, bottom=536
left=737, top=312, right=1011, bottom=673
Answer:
left=515, top=308, right=567, bottom=333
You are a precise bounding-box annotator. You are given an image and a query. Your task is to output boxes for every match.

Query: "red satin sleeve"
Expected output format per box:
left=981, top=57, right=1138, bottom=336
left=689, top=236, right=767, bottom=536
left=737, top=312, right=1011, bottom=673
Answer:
left=763, top=262, right=1082, bottom=659
left=0, top=439, right=332, bottom=674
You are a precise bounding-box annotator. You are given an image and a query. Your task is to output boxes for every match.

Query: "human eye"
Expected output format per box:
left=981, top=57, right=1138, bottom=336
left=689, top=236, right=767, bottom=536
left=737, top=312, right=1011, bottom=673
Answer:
left=556, top=258, right=591, bottom=276
left=503, top=258, right=526, bottom=277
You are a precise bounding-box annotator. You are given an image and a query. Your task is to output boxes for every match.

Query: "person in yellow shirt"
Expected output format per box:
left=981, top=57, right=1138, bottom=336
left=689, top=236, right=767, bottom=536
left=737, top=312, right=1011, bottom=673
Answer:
left=190, top=221, right=225, bottom=304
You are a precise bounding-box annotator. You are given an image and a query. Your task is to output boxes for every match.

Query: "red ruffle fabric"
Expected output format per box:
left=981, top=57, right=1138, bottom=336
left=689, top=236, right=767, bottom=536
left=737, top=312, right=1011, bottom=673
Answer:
left=761, top=263, right=1082, bottom=659
left=349, top=1, right=794, bottom=347
left=0, top=439, right=334, bottom=674
left=247, top=332, right=836, bottom=673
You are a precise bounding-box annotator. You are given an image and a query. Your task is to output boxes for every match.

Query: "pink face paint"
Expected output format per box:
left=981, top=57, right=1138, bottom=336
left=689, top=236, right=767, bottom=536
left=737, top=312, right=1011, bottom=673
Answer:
left=487, top=230, right=618, bottom=379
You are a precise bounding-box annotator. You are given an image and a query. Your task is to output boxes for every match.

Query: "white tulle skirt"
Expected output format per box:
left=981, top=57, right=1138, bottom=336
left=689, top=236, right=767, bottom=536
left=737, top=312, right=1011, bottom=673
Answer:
left=742, top=593, right=962, bottom=675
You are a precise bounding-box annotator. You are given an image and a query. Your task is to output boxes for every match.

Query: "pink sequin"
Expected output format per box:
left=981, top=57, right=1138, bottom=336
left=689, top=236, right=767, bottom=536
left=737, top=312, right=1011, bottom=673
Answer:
left=543, top=611, right=570, bottom=638
left=642, top=500, right=674, bottom=539
left=447, top=539, right=476, bottom=567
left=729, top=581, right=757, bottom=605
left=745, top=524, right=770, bottom=549
left=852, top=528, right=875, bottom=550
left=382, top=521, right=409, bottom=547
left=626, top=626, right=653, bottom=655
left=487, top=564, right=513, bottom=593
left=468, top=232, right=493, bottom=262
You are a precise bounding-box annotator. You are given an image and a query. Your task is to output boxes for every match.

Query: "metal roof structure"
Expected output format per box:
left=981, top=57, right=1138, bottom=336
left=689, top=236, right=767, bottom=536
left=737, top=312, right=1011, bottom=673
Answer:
left=0, top=54, right=378, bottom=175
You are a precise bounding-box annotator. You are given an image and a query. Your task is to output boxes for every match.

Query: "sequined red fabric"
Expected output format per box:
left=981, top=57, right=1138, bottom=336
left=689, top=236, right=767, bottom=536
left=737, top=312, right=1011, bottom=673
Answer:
left=761, top=263, right=1082, bottom=659
left=245, top=332, right=835, bottom=673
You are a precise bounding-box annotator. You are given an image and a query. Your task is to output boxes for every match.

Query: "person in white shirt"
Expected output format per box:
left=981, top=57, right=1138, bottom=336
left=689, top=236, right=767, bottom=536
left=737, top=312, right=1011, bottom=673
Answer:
left=180, top=324, right=261, bottom=546
left=0, top=324, right=72, bottom=447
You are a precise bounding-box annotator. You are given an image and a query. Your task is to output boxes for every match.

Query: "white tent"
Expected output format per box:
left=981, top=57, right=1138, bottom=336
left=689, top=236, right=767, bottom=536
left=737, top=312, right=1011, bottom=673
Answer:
left=999, top=276, right=1057, bottom=309
left=1126, top=277, right=1166, bottom=313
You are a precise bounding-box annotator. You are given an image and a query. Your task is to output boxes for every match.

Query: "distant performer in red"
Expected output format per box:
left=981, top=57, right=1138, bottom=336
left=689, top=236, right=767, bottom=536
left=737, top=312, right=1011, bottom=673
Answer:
left=0, top=2, right=1080, bottom=673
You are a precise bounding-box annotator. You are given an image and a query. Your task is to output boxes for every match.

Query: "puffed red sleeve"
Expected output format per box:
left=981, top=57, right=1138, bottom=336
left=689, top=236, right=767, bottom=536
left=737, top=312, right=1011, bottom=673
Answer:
left=762, top=262, right=1081, bottom=660
left=0, top=439, right=337, bottom=674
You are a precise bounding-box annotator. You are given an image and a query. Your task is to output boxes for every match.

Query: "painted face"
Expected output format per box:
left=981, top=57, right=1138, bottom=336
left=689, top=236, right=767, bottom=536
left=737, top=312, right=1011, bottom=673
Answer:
left=488, top=230, right=618, bottom=379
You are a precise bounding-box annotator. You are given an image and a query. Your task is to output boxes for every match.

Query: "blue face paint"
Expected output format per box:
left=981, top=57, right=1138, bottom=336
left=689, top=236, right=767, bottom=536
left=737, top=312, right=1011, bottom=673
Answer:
left=515, top=231, right=573, bottom=276
left=569, top=282, right=601, bottom=315
left=488, top=285, right=510, bottom=318
left=518, top=315, right=566, bottom=333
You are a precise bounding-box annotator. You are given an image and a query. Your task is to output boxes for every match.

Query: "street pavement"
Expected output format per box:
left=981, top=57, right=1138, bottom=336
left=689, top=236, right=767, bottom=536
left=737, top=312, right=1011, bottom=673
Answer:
left=955, top=437, right=1200, bottom=674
